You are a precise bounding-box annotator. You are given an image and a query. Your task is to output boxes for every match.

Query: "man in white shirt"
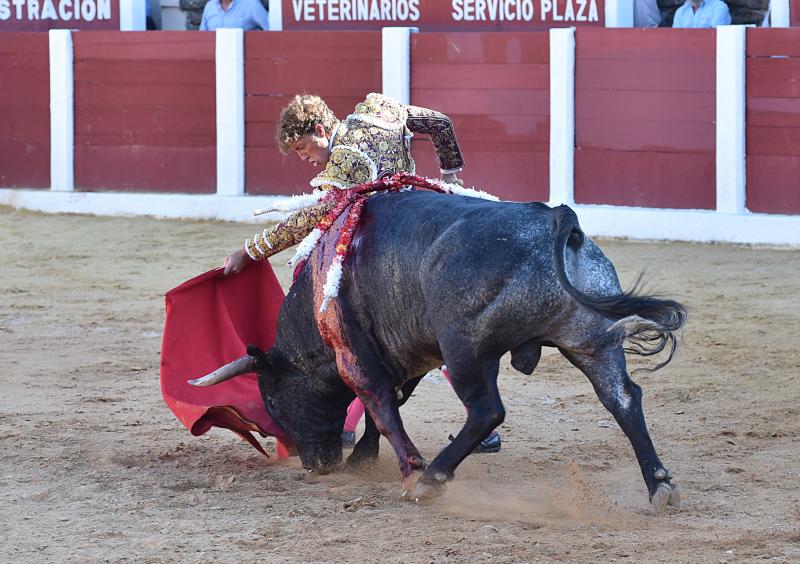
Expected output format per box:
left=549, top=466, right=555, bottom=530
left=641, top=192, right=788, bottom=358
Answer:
left=672, top=0, right=731, bottom=27
left=199, top=0, right=269, bottom=31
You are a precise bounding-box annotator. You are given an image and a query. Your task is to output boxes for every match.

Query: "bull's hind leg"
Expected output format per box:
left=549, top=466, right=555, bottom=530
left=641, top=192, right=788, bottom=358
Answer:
left=561, top=344, right=681, bottom=513
left=413, top=347, right=505, bottom=500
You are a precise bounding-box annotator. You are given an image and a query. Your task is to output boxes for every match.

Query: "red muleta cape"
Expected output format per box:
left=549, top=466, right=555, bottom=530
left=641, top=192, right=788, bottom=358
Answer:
left=160, top=261, right=293, bottom=458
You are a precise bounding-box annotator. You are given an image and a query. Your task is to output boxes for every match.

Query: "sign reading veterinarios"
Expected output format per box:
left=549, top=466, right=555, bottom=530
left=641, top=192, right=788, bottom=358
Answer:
left=0, top=0, right=119, bottom=30
left=282, top=0, right=604, bottom=29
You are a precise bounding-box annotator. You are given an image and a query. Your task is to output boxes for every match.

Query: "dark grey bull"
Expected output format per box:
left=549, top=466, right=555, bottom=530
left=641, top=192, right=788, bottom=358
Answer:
left=191, top=190, right=686, bottom=512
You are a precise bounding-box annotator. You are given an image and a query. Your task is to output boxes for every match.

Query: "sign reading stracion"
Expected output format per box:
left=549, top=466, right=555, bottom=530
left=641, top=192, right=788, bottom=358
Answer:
left=0, top=0, right=119, bottom=30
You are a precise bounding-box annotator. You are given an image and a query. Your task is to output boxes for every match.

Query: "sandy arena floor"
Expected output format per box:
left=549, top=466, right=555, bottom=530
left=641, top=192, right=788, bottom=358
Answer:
left=1, top=206, right=798, bottom=563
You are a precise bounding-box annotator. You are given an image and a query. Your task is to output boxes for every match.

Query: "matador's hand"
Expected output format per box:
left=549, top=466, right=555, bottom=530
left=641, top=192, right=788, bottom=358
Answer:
left=223, top=248, right=252, bottom=276
left=441, top=172, right=464, bottom=186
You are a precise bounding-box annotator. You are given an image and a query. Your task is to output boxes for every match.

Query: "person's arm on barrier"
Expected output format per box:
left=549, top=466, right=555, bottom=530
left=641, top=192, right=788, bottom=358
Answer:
left=251, top=0, right=270, bottom=30
left=199, top=2, right=211, bottom=30
left=710, top=0, right=731, bottom=26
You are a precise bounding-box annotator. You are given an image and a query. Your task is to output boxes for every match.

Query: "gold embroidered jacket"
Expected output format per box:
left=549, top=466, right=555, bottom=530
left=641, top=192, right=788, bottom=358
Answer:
left=244, top=94, right=464, bottom=261
left=310, top=93, right=464, bottom=191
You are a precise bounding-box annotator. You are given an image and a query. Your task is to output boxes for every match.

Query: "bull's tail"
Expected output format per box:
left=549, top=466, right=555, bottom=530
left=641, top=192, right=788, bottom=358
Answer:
left=551, top=206, right=687, bottom=371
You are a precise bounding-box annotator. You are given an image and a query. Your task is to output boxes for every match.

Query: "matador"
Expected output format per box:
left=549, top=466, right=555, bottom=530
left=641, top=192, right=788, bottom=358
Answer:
left=223, top=92, right=465, bottom=274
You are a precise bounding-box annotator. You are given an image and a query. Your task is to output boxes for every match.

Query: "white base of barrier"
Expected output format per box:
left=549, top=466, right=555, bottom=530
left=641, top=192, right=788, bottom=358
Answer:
left=2, top=188, right=799, bottom=246
left=564, top=203, right=800, bottom=247
left=0, top=189, right=287, bottom=223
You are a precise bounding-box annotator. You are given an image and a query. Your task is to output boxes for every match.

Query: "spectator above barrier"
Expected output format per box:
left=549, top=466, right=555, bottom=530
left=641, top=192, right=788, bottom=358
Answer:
left=672, top=0, right=732, bottom=27
left=198, top=0, right=270, bottom=31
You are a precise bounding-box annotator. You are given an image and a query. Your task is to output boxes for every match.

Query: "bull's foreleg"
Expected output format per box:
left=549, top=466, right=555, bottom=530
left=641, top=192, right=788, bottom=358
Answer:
left=413, top=352, right=504, bottom=500
left=356, top=386, right=428, bottom=492
left=347, top=376, right=424, bottom=468
left=561, top=345, right=681, bottom=513
left=333, top=349, right=427, bottom=491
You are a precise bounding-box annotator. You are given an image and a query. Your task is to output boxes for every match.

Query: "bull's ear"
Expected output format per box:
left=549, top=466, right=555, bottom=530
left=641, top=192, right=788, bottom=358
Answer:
left=246, top=344, right=271, bottom=371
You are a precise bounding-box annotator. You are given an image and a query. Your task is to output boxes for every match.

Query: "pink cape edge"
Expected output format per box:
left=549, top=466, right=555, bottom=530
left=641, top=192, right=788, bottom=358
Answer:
left=160, top=261, right=294, bottom=458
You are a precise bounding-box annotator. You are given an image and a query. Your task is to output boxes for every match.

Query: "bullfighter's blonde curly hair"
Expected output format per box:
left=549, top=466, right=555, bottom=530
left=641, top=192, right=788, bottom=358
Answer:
left=276, top=94, right=340, bottom=155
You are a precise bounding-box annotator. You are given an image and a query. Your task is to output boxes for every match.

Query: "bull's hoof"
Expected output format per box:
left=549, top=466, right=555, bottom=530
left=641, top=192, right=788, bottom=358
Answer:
left=667, top=483, right=682, bottom=508
left=650, top=482, right=672, bottom=514
left=400, top=470, right=423, bottom=499
left=409, top=477, right=446, bottom=503
left=346, top=448, right=378, bottom=469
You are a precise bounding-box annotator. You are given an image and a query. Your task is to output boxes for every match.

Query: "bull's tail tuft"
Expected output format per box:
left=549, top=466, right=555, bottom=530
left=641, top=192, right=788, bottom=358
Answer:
left=551, top=206, right=687, bottom=372
left=591, top=277, right=687, bottom=371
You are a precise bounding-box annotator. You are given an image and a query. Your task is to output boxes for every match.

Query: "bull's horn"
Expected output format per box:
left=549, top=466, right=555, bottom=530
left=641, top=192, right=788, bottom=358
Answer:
left=187, top=355, right=257, bottom=386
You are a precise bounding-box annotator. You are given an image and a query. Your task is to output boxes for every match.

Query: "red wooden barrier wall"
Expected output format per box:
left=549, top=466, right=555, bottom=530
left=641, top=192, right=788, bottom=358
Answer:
left=411, top=32, right=550, bottom=202
left=574, top=29, right=716, bottom=209
left=0, top=33, right=50, bottom=189
left=72, top=32, right=216, bottom=193
left=746, top=28, right=800, bottom=215
left=244, top=32, right=381, bottom=195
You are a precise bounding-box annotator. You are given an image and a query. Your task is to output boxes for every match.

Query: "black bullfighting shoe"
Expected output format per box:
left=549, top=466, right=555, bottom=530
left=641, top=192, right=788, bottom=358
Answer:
left=473, top=430, right=502, bottom=453
left=447, top=430, right=502, bottom=454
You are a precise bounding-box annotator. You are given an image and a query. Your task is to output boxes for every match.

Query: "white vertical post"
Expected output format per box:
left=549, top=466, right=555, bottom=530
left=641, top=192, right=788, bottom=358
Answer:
left=382, top=27, right=415, bottom=105
left=716, top=26, right=747, bottom=214
left=268, top=0, right=283, bottom=30
left=605, top=0, right=634, bottom=27
left=769, top=0, right=791, bottom=27
left=119, top=0, right=147, bottom=30
left=215, top=28, right=245, bottom=196
left=549, top=27, right=576, bottom=206
left=49, top=30, right=74, bottom=193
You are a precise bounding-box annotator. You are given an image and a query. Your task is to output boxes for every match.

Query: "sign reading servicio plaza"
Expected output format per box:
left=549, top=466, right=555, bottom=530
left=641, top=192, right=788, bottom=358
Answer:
left=0, top=0, right=119, bottom=30
left=282, top=0, right=604, bottom=29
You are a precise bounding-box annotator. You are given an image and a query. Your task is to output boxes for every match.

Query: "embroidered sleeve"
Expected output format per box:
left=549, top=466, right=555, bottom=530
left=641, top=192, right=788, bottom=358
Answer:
left=244, top=200, right=336, bottom=260
left=405, top=105, right=465, bottom=173
left=309, top=145, right=378, bottom=190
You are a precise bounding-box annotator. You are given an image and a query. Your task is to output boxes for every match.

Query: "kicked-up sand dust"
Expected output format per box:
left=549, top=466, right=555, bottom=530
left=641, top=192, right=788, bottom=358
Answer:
left=1, top=206, right=798, bottom=562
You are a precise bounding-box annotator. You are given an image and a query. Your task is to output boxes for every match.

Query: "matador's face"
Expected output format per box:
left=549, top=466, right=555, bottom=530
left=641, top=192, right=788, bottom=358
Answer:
left=290, top=124, right=331, bottom=168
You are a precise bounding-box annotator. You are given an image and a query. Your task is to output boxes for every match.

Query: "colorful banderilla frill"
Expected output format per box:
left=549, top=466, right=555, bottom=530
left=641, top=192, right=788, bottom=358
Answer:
left=257, top=172, right=498, bottom=313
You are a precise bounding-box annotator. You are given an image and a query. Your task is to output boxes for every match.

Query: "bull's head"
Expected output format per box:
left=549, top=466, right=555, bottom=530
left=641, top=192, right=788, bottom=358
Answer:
left=189, top=345, right=351, bottom=473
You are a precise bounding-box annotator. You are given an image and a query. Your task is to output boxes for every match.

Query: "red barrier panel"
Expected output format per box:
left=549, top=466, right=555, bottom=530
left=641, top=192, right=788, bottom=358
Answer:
left=0, top=33, right=50, bottom=189
left=411, top=32, right=549, bottom=202
left=73, top=32, right=216, bottom=193
left=574, top=28, right=716, bottom=209
left=746, top=28, right=800, bottom=215
left=244, top=32, right=381, bottom=195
